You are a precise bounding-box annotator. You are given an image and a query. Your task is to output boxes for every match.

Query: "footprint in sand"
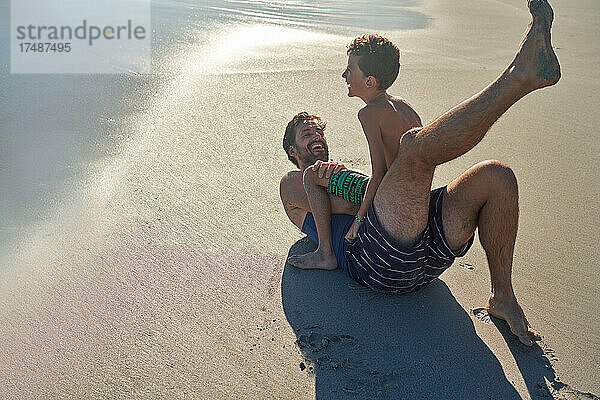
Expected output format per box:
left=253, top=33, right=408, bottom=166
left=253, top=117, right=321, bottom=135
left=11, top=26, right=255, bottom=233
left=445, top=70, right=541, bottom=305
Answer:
left=459, top=262, right=475, bottom=270
left=471, top=307, right=492, bottom=324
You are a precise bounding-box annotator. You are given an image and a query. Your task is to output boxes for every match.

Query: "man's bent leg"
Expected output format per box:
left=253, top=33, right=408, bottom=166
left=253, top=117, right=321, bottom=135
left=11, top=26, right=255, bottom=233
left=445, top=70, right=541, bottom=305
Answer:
left=374, top=0, right=559, bottom=247
left=288, top=168, right=340, bottom=270
left=442, top=160, right=540, bottom=345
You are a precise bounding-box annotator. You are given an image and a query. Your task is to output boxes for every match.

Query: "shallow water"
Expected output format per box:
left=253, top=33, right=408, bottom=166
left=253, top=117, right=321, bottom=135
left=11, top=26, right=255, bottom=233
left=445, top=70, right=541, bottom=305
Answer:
left=152, top=0, right=427, bottom=32
left=150, top=0, right=429, bottom=74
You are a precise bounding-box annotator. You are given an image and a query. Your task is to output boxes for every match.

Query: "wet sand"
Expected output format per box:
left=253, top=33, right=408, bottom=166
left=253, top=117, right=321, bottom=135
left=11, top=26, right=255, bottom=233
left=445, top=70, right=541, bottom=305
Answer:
left=1, top=0, right=599, bottom=398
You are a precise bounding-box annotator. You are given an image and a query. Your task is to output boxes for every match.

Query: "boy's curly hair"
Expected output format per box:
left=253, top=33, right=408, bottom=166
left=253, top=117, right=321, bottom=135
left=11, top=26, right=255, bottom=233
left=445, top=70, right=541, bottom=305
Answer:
left=347, top=34, right=400, bottom=90
left=283, top=112, right=326, bottom=168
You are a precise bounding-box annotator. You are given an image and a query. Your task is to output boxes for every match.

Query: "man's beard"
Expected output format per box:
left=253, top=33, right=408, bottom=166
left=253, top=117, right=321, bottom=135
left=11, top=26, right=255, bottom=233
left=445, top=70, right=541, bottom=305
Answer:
left=299, top=148, right=329, bottom=167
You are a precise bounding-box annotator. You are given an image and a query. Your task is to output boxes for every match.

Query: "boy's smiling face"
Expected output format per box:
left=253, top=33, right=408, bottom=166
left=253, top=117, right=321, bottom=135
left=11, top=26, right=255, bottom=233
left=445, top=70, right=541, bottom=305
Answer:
left=342, top=54, right=368, bottom=98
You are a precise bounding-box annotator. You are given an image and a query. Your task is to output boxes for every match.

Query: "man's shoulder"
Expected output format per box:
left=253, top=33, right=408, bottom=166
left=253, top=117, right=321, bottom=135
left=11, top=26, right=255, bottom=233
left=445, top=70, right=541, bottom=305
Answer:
left=280, top=170, right=302, bottom=186
left=280, top=170, right=304, bottom=203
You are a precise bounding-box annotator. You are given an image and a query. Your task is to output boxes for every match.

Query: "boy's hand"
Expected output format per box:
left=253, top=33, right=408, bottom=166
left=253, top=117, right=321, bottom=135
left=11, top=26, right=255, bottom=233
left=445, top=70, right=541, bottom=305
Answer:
left=345, top=219, right=362, bottom=242
left=311, top=160, right=345, bottom=179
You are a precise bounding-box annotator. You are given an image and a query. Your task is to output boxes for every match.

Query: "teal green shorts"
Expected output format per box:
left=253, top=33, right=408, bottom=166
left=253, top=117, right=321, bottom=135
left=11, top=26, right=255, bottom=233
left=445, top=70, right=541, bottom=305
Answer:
left=326, top=169, right=369, bottom=205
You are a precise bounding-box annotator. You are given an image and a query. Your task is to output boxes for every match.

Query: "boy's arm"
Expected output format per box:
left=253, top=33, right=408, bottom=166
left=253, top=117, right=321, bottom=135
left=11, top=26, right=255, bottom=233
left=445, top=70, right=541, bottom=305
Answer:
left=356, top=107, right=387, bottom=221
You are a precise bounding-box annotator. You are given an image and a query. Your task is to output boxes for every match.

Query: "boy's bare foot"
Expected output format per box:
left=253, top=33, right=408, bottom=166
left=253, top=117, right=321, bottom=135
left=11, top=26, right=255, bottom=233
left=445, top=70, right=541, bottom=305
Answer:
left=508, top=0, right=561, bottom=90
left=287, top=248, right=338, bottom=270
left=487, top=294, right=542, bottom=346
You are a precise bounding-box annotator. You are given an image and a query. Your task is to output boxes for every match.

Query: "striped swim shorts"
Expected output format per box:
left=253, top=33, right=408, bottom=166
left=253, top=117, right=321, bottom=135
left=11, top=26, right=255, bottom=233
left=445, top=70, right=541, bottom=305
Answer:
left=346, top=186, right=474, bottom=294
left=327, top=169, right=369, bottom=205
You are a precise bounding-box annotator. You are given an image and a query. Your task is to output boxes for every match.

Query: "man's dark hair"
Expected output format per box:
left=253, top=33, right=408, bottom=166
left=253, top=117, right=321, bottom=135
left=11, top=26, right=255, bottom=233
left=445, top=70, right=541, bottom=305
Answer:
left=347, top=34, right=400, bottom=90
left=283, top=112, right=326, bottom=168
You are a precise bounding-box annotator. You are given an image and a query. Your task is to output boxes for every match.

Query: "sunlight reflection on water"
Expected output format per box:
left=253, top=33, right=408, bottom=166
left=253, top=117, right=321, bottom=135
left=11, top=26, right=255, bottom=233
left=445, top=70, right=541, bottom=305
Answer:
left=153, top=0, right=429, bottom=34
left=151, top=0, right=429, bottom=75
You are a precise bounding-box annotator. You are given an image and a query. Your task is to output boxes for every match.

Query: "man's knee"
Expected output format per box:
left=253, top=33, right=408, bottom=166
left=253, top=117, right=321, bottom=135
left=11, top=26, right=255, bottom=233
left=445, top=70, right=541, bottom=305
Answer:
left=478, top=160, right=518, bottom=195
left=399, top=127, right=421, bottom=153
left=398, top=127, right=432, bottom=166
left=302, top=166, right=330, bottom=190
left=302, top=167, right=317, bottom=186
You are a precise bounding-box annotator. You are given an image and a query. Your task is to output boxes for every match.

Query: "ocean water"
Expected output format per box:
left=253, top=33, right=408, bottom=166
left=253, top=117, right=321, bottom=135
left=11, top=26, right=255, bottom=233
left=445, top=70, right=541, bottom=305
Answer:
left=0, top=0, right=428, bottom=252
left=150, top=0, right=429, bottom=74
left=152, top=0, right=427, bottom=33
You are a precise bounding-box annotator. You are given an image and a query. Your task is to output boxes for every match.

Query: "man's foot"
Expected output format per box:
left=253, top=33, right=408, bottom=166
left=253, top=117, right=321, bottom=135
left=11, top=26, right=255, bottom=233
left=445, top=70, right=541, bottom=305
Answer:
left=287, top=248, right=338, bottom=270
left=508, top=0, right=561, bottom=90
left=487, top=294, right=542, bottom=346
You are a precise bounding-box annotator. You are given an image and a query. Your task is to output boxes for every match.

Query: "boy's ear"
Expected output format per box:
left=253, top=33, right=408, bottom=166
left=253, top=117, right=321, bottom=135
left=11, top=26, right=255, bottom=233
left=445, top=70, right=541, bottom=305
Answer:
left=366, top=76, right=377, bottom=89
left=288, top=146, right=297, bottom=157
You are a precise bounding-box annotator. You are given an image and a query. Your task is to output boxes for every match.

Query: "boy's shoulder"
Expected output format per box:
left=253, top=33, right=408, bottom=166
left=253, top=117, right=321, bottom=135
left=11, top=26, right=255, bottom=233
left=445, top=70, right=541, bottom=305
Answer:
left=358, top=95, right=417, bottom=120
left=388, top=95, right=416, bottom=113
left=388, top=94, right=422, bottom=127
left=357, top=102, right=384, bottom=121
left=357, top=104, right=383, bottom=133
left=359, top=94, right=423, bottom=139
left=358, top=94, right=422, bottom=136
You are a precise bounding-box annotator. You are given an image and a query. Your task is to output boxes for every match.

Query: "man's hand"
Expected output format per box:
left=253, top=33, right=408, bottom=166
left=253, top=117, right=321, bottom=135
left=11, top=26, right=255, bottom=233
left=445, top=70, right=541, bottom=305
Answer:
left=345, top=219, right=362, bottom=242
left=311, top=160, right=345, bottom=179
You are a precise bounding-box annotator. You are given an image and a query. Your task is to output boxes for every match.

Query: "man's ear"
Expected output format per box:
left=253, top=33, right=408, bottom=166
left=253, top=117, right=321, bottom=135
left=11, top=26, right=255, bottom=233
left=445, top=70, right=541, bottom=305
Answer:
left=366, top=76, right=377, bottom=89
left=288, top=146, right=297, bottom=158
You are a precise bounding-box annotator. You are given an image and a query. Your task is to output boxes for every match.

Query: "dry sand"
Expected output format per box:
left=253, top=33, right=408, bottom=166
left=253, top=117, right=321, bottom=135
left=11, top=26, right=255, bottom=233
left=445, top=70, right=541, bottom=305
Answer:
left=1, top=0, right=599, bottom=398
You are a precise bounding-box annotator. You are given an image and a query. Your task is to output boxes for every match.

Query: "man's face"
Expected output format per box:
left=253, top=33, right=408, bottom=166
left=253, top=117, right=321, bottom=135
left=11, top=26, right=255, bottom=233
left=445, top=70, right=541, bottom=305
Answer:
left=342, top=54, right=368, bottom=98
left=290, top=120, right=329, bottom=168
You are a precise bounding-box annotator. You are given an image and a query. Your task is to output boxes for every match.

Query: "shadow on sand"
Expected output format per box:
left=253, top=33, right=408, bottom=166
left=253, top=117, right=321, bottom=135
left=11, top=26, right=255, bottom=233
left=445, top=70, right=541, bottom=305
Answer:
left=488, top=316, right=598, bottom=400
left=281, top=237, right=578, bottom=400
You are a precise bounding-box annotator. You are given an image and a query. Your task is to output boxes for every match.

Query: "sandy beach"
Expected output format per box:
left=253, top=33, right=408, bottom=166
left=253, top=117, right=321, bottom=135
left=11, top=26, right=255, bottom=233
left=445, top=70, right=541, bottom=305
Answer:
left=1, top=0, right=599, bottom=398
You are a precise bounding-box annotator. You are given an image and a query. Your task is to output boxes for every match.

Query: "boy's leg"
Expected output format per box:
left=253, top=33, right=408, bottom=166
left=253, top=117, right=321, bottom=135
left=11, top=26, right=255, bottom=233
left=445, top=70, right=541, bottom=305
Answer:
left=374, top=0, right=560, bottom=247
left=287, top=167, right=339, bottom=270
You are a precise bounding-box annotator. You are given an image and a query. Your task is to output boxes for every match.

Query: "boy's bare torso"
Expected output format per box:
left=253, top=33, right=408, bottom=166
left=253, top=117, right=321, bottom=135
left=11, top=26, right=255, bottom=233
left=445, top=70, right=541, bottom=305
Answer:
left=363, top=94, right=422, bottom=167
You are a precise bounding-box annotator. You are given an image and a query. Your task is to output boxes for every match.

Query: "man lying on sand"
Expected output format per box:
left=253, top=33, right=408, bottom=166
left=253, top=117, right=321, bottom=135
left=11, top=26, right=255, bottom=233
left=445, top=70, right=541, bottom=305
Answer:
left=279, top=0, right=560, bottom=346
